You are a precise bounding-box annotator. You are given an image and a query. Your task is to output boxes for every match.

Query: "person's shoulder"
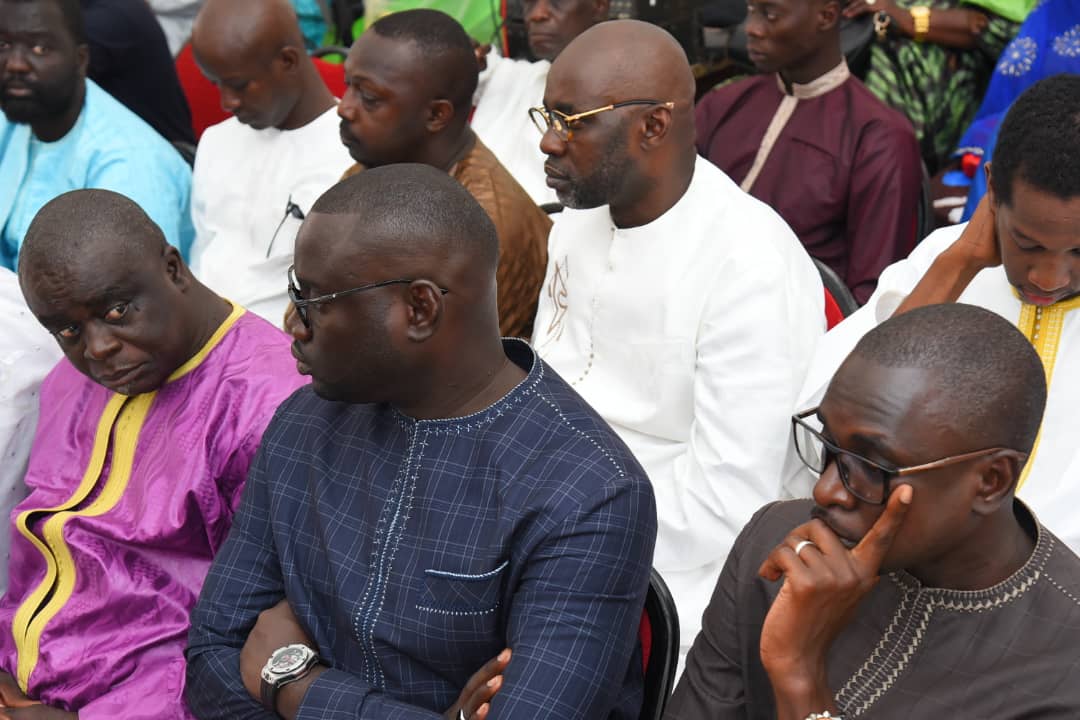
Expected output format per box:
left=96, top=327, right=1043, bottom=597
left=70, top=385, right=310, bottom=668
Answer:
left=698, top=74, right=771, bottom=108
left=458, top=138, right=549, bottom=223
left=845, top=76, right=919, bottom=137
left=729, top=499, right=812, bottom=565
left=688, top=159, right=805, bottom=258
left=196, top=116, right=249, bottom=151
left=513, top=354, right=654, bottom=492
left=82, top=80, right=188, bottom=167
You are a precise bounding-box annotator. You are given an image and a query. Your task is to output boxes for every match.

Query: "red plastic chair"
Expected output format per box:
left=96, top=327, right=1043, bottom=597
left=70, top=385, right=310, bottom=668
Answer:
left=824, top=288, right=845, bottom=330
left=175, top=44, right=347, bottom=141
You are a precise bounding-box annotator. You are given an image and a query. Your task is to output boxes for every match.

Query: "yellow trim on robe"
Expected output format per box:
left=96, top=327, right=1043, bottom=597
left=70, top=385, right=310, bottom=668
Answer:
left=1014, top=294, right=1080, bottom=491
left=10, top=302, right=246, bottom=691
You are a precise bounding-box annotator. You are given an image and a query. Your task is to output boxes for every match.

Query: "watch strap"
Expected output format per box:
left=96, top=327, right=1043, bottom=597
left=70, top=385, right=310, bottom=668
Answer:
left=260, top=674, right=279, bottom=716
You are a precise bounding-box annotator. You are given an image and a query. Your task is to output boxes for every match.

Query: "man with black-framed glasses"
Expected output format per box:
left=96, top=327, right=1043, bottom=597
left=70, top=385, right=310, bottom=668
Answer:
left=531, top=19, right=825, bottom=671
left=186, top=165, right=657, bottom=720
left=667, top=303, right=1080, bottom=720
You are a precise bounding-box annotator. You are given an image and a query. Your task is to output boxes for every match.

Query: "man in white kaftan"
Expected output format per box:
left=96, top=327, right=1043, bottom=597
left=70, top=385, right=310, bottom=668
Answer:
left=0, top=267, right=60, bottom=595
left=532, top=22, right=824, bottom=670
left=472, top=53, right=554, bottom=205
left=188, top=0, right=353, bottom=325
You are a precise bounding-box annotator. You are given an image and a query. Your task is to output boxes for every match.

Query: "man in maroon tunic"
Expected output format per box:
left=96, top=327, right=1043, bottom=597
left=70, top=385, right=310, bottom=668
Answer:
left=695, top=0, right=922, bottom=303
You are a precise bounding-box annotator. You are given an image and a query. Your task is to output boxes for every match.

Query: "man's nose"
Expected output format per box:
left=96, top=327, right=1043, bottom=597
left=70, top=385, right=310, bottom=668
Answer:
left=1029, top=257, right=1071, bottom=294
left=811, top=461, right=858, bottom=510
left=539, top=125, right=566, bottom=156
left=526, top=0, right=553, bottom=23
left=82, top=322, right=122, bottom=362
left=745, top=16, right=766, bottom=39
left=284, top=304, right=311, bottom=342
left=3, top=45, right=32, bottom=74
left=218, top=86, right=241, bottom=113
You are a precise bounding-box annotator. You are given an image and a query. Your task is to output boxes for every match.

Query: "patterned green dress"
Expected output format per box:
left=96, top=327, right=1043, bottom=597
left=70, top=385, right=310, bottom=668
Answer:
left=863, top=0, right=1021, bottom=172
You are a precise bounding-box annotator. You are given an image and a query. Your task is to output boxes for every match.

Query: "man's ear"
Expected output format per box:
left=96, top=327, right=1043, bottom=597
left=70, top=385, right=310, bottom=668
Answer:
left=278, top=46, right=301, bottom=74
left=820, top=0, right=841, bottom=31
left=971, top=449, right=1027, bottom=516
left=984, top=161, right=996, bottom=204
left=163, top=245, right=193, bottom=291
left=403, top=281, right=444, bottom=342
left=426, top=99, right=456, bottom=133
left=76, top=43, right=90, bottom=79
left=639, top=104, right=673, bottom=150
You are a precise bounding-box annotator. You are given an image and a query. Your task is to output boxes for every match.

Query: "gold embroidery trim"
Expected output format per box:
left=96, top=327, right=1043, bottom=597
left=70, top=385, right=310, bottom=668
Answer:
left=1015, top=295, right=1080, bottom=491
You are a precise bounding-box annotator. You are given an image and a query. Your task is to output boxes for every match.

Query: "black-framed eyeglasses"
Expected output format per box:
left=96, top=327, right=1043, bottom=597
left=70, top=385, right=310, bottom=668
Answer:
left=287, top=265, right=449, bottom=328
left=528, top=100, right=676, bottom=141
left=791, top=408, right=1016, bottom=505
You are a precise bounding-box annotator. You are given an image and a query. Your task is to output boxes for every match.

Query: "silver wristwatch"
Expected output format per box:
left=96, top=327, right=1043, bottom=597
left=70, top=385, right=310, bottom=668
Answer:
left=806, top=713, right=844, bottom=720
left=260, top=643, right=320, bottom=715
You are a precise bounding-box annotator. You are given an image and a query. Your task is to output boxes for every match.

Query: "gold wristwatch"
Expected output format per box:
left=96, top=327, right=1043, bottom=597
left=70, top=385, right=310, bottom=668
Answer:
left=910, top=5, right=931, bottom=41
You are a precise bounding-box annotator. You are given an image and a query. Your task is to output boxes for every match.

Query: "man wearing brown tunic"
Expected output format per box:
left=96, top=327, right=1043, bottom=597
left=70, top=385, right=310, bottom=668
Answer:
left=695, top=0, right=922, bottom=303
left=666, top=303, right=1080, bottom=719
left=338, top=9, right=550, bottom=339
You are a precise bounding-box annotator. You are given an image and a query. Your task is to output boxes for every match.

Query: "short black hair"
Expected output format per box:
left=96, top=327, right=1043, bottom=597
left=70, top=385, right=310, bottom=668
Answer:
left=19, top=189, right=165, bottom=277
left=311, top=164, right=499, bottom=270
left=5, top=0, right=86, bottom=44
left=369, top=9, right=478, bottom=119
left=991, top=74, right=1080, bottom=207
left=847, top=303, right=1046, bottom=455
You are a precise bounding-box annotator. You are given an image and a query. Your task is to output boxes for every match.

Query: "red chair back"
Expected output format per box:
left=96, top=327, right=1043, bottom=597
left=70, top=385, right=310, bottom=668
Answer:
left=824, top=288, right=845, bottom=330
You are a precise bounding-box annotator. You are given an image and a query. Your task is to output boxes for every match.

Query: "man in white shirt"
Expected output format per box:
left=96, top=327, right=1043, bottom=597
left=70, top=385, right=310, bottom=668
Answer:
left=788, top=75, right=1080, bottom=555
left=188, top=0, right=353, bottom=326
left=0, top=267, right=60, bottom=595
left=472, top=0, right=609, bottom=205
left=531, top=20, right=824, bottom=669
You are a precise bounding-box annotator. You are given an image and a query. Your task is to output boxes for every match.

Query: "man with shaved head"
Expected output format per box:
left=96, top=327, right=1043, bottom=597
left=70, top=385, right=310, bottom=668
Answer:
left=339, top=9, right=550, bottom=339
left=0, top=190, right=303, bottom=718
left=667, top=303, right=1080, bottom=718
left=186, top=164, right=657, bottom=720
left=188, top=0, right=353, bottom=326
left=530, top=19, right=824, bottom=669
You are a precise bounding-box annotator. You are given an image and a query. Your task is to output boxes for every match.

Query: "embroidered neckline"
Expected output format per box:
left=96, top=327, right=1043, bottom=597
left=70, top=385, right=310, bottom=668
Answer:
left=892, top=500, right=1050, bottom=609
left=391, top=338, right=544, bottom=434
left=776, top=59, right=850, bottom=99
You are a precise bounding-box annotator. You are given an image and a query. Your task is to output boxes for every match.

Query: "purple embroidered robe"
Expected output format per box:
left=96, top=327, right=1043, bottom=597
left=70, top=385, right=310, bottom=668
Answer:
left=0, top=306, right=305, bottom=719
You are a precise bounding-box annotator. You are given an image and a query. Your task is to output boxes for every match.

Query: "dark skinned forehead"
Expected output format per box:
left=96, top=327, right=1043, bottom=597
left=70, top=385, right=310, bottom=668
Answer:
left=345, top=32, right=438, bottom=99
left=0, top=0, right=70, bottom=41
left=20, top=242, right=162, bottom=322
left=820, top=357, right=970, bottom=466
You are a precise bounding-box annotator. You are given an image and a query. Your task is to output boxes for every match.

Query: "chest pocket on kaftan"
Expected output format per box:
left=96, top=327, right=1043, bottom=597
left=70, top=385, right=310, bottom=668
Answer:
left=418, top=560, right=508, bottom=616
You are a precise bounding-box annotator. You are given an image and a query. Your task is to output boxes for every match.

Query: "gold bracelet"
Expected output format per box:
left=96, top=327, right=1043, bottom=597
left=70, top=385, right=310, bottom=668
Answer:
left=910, top=5, right=931, bottom=41
left=874, top=10, right=892, bottom=41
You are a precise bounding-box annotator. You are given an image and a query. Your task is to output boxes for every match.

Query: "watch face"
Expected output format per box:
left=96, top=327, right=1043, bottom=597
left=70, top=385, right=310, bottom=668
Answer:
left=270, top=646, right=311, bottom=675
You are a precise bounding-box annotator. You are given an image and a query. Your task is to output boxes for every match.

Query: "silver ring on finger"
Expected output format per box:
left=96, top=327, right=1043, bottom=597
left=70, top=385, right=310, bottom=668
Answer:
left=794, top=539, right=817, bottom=557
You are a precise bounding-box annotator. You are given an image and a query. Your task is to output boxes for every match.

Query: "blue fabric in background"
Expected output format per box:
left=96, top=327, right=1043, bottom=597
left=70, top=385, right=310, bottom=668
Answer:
left=955, top=0, right=1080, bottom=219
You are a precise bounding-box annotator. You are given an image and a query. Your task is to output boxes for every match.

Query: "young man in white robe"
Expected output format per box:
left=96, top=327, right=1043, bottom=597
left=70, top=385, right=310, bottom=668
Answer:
left=531, top=20, right=825, bottom=672
left=188, top=0, right=353, bottom=326
left=787, top=75, right=1080, bottom=555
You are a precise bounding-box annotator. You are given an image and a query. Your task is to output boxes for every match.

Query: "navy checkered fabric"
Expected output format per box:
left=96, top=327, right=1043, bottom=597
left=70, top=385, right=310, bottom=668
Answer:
left=186, top=339, right=657, bottom=719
